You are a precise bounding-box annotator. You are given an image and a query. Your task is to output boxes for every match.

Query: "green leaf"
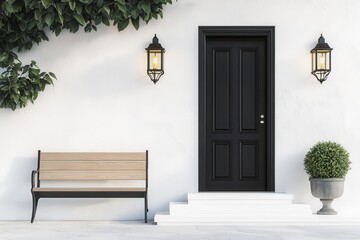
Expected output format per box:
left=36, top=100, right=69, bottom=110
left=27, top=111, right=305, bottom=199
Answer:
left=131, top=8, right=140, bottom=19
left=12, top=2, right=21, bottom=12
left=84, top=24, right=92, bottom=32
left=35, top=10, right=41, bottom=20
left=73, top=13, right=86, bottom=25
left=131, top=17, right=139, bottom=30
left=44, top=75, right=53, bottom=85
left=49, top=72, right=57, bottom=79
left=19, top=22, right=26, bottom=31
left=69, top=22, right=80, bottom=32
left=40, top=31, right=49, bottom=41
left=4, top=2, right=14, bottom=13
left=96, top=0, right=104, bottom=7
left=0, top=52, right=9, bottom=62
left=58, top=13, right=64, bottom=25
left=94, top=17, right=102, bottom=25
left=44, top=13, right=54, bottom=26
left=115, top=2, right=126, bottom=14
left=6, top=0, right=16, bottom=5
left=11, top=92, right=19, bottom=104
left=56, top=2, right=63, bottom=15
left=141, top=2, right=151, bottom=14
left=85, top=4, right=92, bottom=14
left=102, top=16, right=110, bottom=26
left=36, top=21, right=44, bottom=29
left=75, top=4, right=83, bottom=14
left=41, top=0, right=51, bottom=9
left=68, top=0, right=76, bottom=10
left=151, top=12, right=158, bottom=20
left=117, top=19, right=129, bottom=31
left=27, top=21, right=35, bottom=30
left=10, top=104, right=16, bottom=111
left=103, top=6, right=110, bottom=15
left=23, top=0, right=31, bottom=7
left=54, top=27, right=61, bottom=36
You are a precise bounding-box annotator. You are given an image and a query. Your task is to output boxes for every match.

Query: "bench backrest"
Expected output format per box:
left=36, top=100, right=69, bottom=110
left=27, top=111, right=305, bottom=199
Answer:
left=38, top=151, right=148, bottom=181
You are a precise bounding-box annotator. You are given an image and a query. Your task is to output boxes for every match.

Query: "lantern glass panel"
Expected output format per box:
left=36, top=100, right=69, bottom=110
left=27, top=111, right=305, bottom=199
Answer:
left=316, top=51, right=330, bottom=71
left=149, top=50, right=162, bottom=71
left=312, top=51, right=317, bottom=72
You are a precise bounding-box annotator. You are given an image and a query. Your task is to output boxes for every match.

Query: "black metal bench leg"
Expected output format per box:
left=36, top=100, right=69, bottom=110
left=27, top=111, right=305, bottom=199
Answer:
left=144, top=195, right=148, bottom=223
left=31, top=193, right=39, bottom=223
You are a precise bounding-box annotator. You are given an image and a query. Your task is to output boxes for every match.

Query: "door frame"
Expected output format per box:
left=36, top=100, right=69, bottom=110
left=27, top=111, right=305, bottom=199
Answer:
left=198, top=26, right=275, bottom=192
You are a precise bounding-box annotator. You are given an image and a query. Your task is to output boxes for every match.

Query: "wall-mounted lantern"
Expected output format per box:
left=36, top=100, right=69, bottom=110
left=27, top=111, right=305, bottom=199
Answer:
left=146, top=34, right=165, bottom=84
left=311, top=34, right=333, bottom=84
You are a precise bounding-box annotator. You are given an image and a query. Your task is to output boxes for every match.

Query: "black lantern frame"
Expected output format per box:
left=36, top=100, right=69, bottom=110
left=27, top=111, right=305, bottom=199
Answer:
left=311, top=34, right=333, bottom=84
left=146, top=34, right=165, bottom=84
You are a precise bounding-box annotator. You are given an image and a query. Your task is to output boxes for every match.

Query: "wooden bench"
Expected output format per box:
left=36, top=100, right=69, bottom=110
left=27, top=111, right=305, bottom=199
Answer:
left=31, top=150, right=148, bottom=223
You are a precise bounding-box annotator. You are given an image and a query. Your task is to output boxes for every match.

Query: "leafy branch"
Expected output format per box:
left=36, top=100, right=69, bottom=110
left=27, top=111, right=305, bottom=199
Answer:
left=0, top=50, right=56, bottom=110
left=0, top=0, right=173, bottom=110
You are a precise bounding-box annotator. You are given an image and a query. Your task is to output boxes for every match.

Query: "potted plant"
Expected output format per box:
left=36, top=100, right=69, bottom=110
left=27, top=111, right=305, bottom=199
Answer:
left=304, top=141, right=351, bottom=215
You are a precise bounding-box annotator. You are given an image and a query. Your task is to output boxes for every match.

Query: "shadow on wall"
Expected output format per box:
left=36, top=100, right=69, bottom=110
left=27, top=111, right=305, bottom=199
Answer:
left=278, top=150, right=321, bottom=213
left=78, top=50, right=148, bottom=99
left=1, top=155, right=36, bottom=220
left=79, top=58, right=144, bottom=98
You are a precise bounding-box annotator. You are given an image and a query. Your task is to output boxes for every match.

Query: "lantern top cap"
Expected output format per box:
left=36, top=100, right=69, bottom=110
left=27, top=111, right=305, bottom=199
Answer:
left=146, top=34, right=165, bottom=51
left=311, top=34, right=333, bottom=52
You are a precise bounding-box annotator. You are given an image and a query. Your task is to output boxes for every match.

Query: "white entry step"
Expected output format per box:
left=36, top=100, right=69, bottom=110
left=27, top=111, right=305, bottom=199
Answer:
left=169, top=202, right=312, bottom=215
left=187, top=192, right=294, bottom=205
left=154, top=192, right=359, bottom=225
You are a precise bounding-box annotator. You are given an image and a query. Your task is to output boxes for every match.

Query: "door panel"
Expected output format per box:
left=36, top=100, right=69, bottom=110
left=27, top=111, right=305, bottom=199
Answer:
left=199, top=29, right=273, bottom=191
left=240, top=142, right=257, bottom=179
left=241, top=50, right=257, bottom=131
left=213, top=50, right=231, bottom=132
left=213, top=142, right=231, bottom=179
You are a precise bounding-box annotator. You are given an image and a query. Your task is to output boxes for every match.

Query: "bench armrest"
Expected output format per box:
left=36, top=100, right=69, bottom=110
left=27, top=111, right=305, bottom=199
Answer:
left=31, top=170, right=39, bottom=189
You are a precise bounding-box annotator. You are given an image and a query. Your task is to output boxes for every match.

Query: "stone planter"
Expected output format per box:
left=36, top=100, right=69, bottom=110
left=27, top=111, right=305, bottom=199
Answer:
left=310, top=178, right=344, bottom=215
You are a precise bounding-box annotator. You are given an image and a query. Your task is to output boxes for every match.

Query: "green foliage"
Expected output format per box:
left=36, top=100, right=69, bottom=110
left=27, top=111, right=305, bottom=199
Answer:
left=0, top=52, right=56, bottom=110
left=0, top=0, right=173, bottom=110
left=304, top=141, right=351, bottom=178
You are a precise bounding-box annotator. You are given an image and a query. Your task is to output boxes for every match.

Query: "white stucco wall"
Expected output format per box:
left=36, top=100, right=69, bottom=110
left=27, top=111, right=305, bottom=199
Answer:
left=1, top=0, right=359, bottom=220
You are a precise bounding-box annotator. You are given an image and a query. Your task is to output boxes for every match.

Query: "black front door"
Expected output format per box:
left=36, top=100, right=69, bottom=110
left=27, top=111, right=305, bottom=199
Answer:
left=199, top=27, right=275, bottom=191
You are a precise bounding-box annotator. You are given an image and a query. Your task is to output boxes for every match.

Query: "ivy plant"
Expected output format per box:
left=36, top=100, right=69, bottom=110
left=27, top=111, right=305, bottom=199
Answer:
left=0, top=0, right=173, bottom=110
left=304, top=141, right=351, bottom=178
left=0, top=52, right=56, bottom=110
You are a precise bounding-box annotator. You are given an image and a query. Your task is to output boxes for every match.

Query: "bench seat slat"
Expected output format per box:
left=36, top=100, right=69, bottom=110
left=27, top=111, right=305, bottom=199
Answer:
left=41, top=152, right=146, bottom=161
left=40, top=160, right=145, bottom=171
left=33, top=187, right=146, bottom=192
left=39, top=170, right=146, bottom=180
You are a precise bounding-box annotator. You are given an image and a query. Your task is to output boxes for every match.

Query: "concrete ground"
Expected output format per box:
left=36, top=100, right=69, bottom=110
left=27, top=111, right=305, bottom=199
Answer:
left=0, top=221, right=360, bottom=240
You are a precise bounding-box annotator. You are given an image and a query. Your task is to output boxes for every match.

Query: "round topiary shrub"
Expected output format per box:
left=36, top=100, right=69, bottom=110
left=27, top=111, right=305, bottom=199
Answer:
left=304, top=141, right=350, bottom=178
